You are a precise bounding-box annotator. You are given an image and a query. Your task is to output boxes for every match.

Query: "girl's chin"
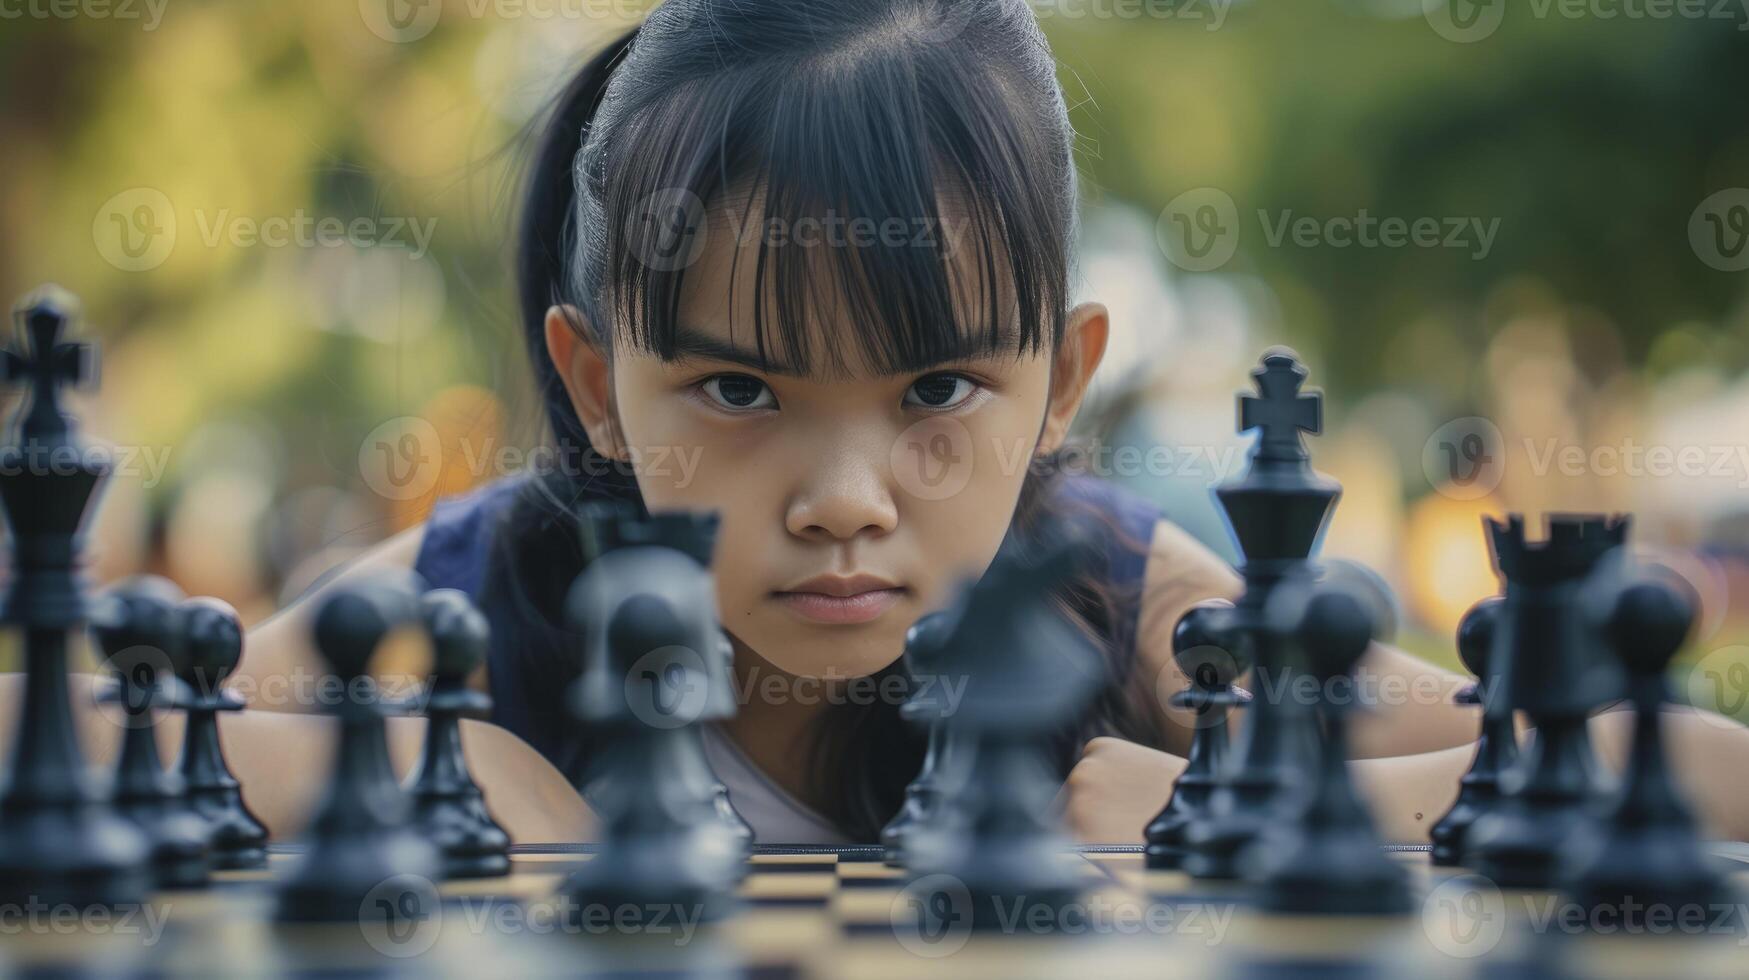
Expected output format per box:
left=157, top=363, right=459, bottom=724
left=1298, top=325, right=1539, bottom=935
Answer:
left=739, top=620, right=907, bottom=682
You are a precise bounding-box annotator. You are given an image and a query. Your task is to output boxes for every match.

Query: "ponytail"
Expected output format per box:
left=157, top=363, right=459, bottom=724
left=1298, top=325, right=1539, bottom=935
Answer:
left=515, top=25, right=641, bottom=495
left=474, top=27, right=645, bottom=778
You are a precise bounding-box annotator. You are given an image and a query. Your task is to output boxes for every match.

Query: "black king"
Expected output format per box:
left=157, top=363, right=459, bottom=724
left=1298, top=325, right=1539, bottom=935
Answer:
left=1181, top=348, right=1342, bottom=880
left=0, top=287, right=153, bottom=907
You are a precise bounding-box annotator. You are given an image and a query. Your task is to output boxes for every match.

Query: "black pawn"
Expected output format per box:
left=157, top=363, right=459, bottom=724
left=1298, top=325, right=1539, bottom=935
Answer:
left=276, top=574, right=439, bottom=923
left=176, top=597, right=268, bottom=870
left=909, top=533, right=1104, bottom=930
left=0, top=287, right=152, bottom=910
left=1429, top=597, right=1518, bottom=867
left=881, top=611, right=957, bottom=867
left=1563, top=574, right=1732, bottom=912
left=703, top=629, right=754, bottom=864
left=408, top=588, right=510, bottom=879
left=578, top=502, right=752, bottom=868
left=1145, top=601, right=1245, bottom=870
left=92, top=576, right=211, bottom=890
left=560, top=543, right=741, bottom=926
left=1253, top=580, right=1411, bottom=916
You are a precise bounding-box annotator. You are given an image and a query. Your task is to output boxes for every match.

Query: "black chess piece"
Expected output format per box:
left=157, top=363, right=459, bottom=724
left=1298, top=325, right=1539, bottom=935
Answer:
left=176, top=596, right=268, bottom=870
left=881, top=611, right=957, bottom=867
left=560, top=535, right=743, bottom=926
left=907, top=532, right=1104, bottom=931
left=276, top=573, right=440, bottom=923
left=1252, top=577, right=1411, bottom=915
left=1184, top=349, right=1340, bottom=880
left=1145, top=601, right=1246, bottom=870
left=1468, top=514, right=1629, bottom=890
left=407, top=588, right=510, bottom=879
left=1562, top=570, right=1732, bottom=913
left=1429, top=597, right=1517, bottom=867
left=577, top=502, right=752, bottom=865
left=702, top=628, right=755, bottom=864
left=91, top=576, right=212, bottom=891
left=0, top=287, right=153, bottom=909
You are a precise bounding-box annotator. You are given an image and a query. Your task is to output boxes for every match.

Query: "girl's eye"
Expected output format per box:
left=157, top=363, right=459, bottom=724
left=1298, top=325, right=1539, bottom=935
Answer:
left=701, top=374, right=776, bottom=410
left=905, top=373, right=978, bottom=410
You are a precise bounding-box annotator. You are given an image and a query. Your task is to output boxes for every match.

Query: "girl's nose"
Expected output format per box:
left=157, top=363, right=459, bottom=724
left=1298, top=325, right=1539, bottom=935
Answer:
left=784, top=449, right=899, bottom=543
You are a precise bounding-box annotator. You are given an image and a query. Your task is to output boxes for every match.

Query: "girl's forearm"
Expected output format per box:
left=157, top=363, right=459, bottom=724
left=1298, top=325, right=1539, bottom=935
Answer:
left=1356, top=706, right=1749, bottom=844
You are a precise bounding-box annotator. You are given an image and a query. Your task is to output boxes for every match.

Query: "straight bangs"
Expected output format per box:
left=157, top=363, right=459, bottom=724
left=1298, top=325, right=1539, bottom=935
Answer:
left=588, top=39, right=1073, bottom=379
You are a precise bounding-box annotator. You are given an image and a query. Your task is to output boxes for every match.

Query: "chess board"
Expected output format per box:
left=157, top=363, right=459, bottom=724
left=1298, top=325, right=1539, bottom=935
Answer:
left=6, top=844, right=1748, bottom=978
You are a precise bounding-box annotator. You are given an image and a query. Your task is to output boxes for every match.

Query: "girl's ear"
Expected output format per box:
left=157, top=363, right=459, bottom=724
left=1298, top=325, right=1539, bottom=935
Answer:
left=1037, top=302, right=1110, bottom=457
left=544, top=305, right=626, bottom=460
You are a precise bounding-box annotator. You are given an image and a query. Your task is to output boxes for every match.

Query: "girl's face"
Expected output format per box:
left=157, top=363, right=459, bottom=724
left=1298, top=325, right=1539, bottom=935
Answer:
left=550, top=199, right=1107, bottom=680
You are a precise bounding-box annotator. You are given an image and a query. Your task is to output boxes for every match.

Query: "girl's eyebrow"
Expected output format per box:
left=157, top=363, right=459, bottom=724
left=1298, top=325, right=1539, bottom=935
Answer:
left=669, top=324, right=806, bottom=377
left=668, top=323, right=1018, bottom=378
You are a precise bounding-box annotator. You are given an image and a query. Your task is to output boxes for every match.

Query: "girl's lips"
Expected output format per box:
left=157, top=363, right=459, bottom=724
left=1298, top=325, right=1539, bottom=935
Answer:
left=771, top=588, right=905, bottom=625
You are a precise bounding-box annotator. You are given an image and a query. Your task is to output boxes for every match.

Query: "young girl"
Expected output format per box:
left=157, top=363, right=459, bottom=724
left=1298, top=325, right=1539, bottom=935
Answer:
left=12, top=0, right=1749, bottom=847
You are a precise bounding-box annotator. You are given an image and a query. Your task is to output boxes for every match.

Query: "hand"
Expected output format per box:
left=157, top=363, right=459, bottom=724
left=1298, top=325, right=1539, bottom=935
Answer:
left=1057, top=736, right=1185, bottom=844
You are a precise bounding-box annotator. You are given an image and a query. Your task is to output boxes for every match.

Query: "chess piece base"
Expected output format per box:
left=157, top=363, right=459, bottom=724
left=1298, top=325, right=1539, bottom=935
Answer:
left=1254, top=835, right=1412, bottom=916
left=275, top=829, right=440, bottom=923
left=413, top=791, right=512, bottom=881
left=0, top=800, right=152, bottom=908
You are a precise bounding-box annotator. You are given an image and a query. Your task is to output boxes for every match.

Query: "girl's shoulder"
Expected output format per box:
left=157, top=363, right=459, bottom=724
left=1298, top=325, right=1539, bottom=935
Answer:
left=1049, top=472, right=1237, bottom=596
left=1049, top=472, right=1166, bottom=586
left=413, top=472, right=538, bottom=599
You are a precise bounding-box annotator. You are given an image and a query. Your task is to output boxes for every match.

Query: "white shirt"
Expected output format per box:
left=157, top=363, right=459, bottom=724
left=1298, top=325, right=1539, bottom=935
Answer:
left=699, top=724, right=851, bottom=845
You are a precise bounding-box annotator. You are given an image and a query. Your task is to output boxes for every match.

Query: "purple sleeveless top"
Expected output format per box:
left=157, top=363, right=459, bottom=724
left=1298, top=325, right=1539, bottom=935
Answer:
left=414, top=472, right=1164, bottom=765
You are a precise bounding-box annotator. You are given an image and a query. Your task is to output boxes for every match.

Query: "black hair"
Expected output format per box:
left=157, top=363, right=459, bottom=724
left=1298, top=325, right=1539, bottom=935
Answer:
left=485, top=0, right=1164, bottom=840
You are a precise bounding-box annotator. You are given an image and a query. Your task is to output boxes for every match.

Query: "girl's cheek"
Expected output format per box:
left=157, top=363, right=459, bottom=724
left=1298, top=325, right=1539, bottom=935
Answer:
left=617, top=401, right=717, bottom=503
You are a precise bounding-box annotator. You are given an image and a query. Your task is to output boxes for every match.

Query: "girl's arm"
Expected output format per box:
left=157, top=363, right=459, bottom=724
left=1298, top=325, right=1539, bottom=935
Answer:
left=2, top=520, right=594, bottom=842
left=0, top=671, right=594, bottom=844
left=232, top=523, right=431, bottom=714
left=1135, top=518, right=1478, bottom=759
left=1063, top=705, right=1749, bottom=845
